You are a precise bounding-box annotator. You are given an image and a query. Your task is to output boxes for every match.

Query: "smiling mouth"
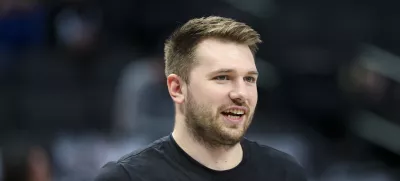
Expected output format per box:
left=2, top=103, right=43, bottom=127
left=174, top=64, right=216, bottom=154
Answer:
left=221, top=110, right=245, bottom=120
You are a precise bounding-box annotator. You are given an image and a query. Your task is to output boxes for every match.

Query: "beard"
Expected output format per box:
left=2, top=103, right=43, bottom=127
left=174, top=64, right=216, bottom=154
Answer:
left=183, top=90, right=254, bottom=149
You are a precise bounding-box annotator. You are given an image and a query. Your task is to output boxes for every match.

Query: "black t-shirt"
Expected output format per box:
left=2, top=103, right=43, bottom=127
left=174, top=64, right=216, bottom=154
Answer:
left=94, top=135, right=307, bottom=181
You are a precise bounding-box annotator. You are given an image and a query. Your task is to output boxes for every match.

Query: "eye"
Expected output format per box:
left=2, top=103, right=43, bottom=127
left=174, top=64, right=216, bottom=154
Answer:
left=213, top=75, right=229, bottom=81
left=244, top=76, right=256, bottom=83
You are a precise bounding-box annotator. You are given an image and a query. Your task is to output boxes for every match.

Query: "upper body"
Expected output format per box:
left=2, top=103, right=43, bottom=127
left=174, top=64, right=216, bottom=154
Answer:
left=95, top=135, right=307, bottom=181
left=95, top=16, right=307, bottom=181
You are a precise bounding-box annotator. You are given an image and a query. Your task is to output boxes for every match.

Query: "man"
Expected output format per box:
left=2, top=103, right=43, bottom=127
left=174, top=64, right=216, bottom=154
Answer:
left=95, top=16, right=307, bottom=181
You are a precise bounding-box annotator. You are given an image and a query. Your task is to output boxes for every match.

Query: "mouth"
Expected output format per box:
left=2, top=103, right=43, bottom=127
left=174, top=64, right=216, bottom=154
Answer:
left=220, top=107, right=247, bottom=123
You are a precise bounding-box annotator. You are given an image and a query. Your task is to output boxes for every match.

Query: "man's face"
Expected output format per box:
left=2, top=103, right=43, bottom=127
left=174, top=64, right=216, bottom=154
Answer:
left=183, top=38, right=258, bottom=147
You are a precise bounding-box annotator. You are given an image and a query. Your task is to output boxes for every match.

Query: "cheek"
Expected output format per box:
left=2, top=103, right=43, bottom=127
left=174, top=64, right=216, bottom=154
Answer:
left=249, top=88, right=258, bottom=105
left=198, top=84, right=228, bottom=99
left=189, top=87, right=220, bottom=106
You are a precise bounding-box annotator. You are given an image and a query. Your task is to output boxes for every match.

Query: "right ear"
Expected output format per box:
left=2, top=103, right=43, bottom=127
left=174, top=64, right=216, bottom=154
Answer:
left=167, top=74, right=185, bottom=104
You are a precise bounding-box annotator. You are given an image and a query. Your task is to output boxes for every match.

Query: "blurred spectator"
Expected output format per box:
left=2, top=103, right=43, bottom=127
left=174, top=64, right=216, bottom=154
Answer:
left=1, top=135, right=52, bottom=181
left=112, top=56, right=174, bottom=138
left=49, top=0, right=103, bottom=54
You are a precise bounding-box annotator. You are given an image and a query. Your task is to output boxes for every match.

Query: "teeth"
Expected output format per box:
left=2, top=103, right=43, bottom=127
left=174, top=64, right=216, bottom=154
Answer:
left=228, top=115, right=240, bottom=118
left=226, top=109, right=244, bottom=114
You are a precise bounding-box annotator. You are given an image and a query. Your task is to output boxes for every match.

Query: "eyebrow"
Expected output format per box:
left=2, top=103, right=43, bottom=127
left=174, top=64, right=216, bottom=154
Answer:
left=209, top=68, right=259, bottom=76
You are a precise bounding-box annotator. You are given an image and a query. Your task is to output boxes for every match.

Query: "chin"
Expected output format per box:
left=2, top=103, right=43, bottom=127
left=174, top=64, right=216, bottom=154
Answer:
left=219, top=128, right=245, bottom=142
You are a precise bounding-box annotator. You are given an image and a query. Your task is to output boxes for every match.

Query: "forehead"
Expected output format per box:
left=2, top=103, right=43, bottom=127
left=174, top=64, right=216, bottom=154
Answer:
left=193, top=38, right=256, bottom=72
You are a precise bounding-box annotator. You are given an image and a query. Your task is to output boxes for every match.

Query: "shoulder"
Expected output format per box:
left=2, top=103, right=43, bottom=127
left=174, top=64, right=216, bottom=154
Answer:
left=94, top=136, right=171, bottom=181
left=244, top=138, right=299, bottom=164
left=243, top=138, right=307, bottom=181
left=117, top=136, right=170, bottom=164
left=94, top=161, right=132, bottom=181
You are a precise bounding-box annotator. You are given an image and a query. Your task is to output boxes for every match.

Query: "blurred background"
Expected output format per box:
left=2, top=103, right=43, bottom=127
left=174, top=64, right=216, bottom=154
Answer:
left=0, top=0, right=400, bottom=180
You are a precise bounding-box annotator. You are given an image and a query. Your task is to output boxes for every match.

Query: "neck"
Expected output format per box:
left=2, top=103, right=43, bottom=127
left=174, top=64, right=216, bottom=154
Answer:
left=172, top=114, right=243, bottom=171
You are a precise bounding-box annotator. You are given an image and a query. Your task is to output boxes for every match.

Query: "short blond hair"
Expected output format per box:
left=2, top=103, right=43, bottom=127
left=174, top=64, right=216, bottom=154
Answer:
left=164, top=16, right=262, bottom=83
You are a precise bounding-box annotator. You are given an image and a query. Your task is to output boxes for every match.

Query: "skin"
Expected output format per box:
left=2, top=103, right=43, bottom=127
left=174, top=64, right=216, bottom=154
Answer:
left=167, top=38, right=258, bottom=171
left=28, top=147, right=52, bottom=181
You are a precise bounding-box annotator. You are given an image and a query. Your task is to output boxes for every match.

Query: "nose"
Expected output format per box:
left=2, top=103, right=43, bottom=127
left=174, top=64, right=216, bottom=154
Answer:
left=229, top=79, right=248, bottom=104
